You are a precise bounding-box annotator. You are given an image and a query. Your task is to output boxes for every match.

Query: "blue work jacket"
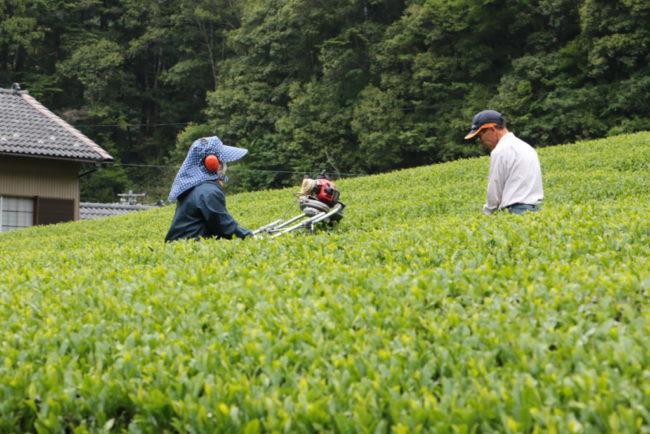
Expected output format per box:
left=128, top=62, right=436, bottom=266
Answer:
left=165, top=181, right=252, bottom=242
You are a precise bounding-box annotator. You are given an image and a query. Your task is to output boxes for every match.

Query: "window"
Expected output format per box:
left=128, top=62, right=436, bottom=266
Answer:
left=34, top=197, right=75, bottom=225
left=0, top=196, right=34, bottom=232
left=0, top=196, right=75, bottom=232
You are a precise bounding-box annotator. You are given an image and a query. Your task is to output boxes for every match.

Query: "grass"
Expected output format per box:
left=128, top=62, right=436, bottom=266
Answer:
left=0, top=131, right=648, bottom=432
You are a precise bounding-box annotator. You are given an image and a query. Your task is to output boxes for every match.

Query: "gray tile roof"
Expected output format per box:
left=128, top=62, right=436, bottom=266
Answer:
left=80, top=202, right=160, bottom=220
left=0, top=88, right=113, bottom=162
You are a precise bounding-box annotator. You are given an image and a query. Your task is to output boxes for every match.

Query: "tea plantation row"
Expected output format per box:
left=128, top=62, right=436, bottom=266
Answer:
left=0, top=132, right=648, bottom=432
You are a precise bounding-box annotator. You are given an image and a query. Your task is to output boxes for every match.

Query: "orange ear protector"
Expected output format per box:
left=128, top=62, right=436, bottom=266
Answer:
left=204, top=155, right=220, bottom=172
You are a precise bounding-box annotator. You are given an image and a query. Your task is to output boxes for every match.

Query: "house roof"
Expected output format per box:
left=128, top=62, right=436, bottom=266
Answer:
left=0, top=87, right=113, bottom=162
left=79, top=202, right=160, bottom=220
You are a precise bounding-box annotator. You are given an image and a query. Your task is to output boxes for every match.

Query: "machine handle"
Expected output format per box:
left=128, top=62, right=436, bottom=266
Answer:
left=252, top=219, right=283, bottom=235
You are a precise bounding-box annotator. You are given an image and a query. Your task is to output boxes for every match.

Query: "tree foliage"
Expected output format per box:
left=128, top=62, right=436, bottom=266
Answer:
left=1, top=0, right=648, bottom=199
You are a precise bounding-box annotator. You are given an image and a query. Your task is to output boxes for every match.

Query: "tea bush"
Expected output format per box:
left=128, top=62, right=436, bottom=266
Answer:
left=0, top=132, right=648, bottom=432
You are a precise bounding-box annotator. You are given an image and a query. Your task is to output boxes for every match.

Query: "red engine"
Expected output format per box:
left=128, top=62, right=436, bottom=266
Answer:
left=313, top=178, right=339, bottom=206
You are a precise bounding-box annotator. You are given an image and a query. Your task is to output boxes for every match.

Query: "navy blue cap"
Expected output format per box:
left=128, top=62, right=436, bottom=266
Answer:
left=464, top=110, right=505, bottom=139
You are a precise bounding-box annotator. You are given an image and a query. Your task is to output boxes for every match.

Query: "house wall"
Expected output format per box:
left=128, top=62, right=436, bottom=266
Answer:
left=0, top=155, right=80, bottom=220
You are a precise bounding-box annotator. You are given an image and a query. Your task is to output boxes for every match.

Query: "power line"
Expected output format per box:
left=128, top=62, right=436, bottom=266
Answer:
left=230, top=168, right=365, bottom=177
left=112, top=163, right=365, bottom=177
left=117, top=163, right=172, bottom=168
left=74, top=122, right=191, bottom=128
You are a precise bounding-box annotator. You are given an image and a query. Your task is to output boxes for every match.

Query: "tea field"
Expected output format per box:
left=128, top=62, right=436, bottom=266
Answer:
left=0, top=132, right=649, bottom=433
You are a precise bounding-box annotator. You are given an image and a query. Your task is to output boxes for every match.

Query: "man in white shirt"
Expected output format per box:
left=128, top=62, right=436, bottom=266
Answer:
left=464, top=110, right=543, bottom=215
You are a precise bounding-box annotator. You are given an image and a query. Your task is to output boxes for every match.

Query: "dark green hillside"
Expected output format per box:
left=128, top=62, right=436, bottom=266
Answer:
left=3, top=1, right=649, bottom=198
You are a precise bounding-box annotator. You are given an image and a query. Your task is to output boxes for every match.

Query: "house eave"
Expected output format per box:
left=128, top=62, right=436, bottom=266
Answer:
left=0, top=151, right=114, bottom=165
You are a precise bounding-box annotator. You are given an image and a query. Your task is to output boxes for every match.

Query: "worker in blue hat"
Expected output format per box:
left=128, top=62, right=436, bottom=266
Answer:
left=465, top=110, right=543, bottom=215
left=165, top=136, right=253, bottom=242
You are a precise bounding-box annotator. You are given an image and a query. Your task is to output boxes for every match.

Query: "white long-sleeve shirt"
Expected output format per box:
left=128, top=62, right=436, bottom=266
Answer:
left=483, top=132, right=543, bottom=215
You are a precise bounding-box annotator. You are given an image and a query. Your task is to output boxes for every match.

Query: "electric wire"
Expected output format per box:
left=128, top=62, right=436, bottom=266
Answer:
left=112, top=163, right=366, bottom=177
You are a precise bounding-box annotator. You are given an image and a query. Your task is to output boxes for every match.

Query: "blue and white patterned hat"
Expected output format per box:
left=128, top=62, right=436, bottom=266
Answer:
left=168, top=136, right=248, bottom=202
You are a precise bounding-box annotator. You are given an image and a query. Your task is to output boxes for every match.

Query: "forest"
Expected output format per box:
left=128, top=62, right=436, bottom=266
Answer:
left=1, top=0, right=648, bottom=202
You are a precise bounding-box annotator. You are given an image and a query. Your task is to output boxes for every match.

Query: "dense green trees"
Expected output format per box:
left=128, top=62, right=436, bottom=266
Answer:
left=1, top=0, right=648, bottom=201
left=493, top=0, right=650, bottom=144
